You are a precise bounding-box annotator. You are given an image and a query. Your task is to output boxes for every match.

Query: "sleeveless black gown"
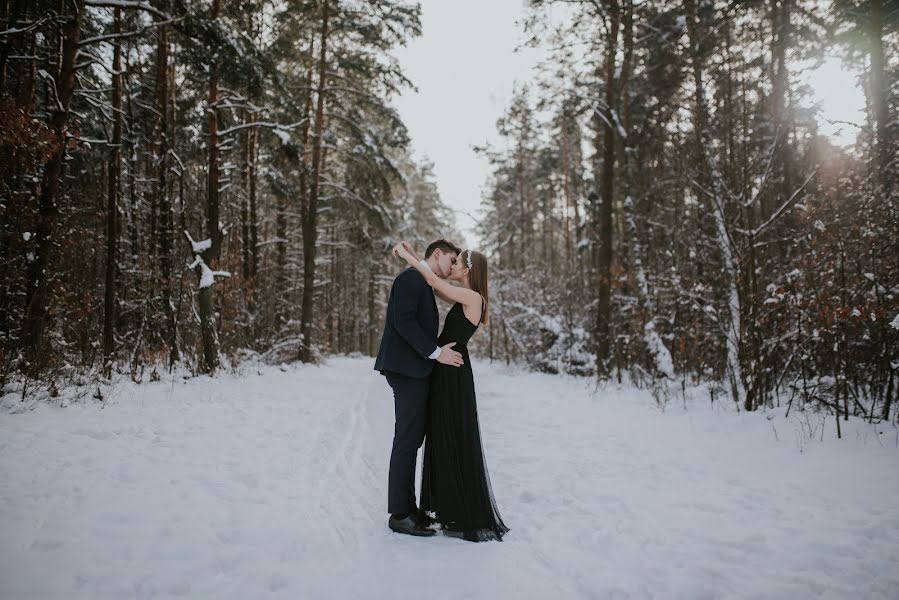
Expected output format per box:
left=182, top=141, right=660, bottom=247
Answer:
left=419, top=302, right=509, bottom=542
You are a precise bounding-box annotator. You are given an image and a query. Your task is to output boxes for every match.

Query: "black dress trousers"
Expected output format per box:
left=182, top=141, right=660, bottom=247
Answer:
left=385, top=370, right=429, bottom=515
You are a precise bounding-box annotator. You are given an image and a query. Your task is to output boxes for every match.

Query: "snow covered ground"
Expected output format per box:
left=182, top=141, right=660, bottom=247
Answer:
left=2, top=356, right=898, bottom=599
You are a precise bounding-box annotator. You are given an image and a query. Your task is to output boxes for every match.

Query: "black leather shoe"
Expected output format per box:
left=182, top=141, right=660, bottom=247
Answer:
left=388, top=515, right=436, bottom=537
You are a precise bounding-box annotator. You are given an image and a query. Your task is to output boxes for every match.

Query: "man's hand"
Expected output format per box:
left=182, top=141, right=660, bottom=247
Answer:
left=435, top=342, right=463, bottom=367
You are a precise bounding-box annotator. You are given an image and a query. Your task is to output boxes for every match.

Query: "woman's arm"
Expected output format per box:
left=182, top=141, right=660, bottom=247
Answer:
left=393, top=243, right=481, bottom=309
left=433, top=287, right=455, bottom=304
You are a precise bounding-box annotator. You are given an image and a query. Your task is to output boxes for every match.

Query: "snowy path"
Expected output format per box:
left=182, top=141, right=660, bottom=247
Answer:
left=2, top=357, right=898, bottom=599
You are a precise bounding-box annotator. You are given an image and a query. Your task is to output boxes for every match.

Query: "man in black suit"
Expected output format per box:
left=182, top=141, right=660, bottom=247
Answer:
left=375, top=239, right=463, bottom=537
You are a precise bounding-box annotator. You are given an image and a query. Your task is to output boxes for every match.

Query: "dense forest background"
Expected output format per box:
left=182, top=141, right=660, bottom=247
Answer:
left=1, top=0, right=896, bottom=424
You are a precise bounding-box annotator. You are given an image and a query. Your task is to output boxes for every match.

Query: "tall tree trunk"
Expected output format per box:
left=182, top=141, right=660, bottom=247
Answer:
left=280, top=44, right=313, bottom=328
left=152, top=13, right=177, bottom=366
left=0, top=0, right=28, bottom=95
left=241, top=111, right=251, bottom=280
left=685, top=0, right=745, bottom=408
left=240, top=113, right=259, bottom=324
left=299, top=0, right=330, bottom=363
left=561, top=117, right=572, bottom=265
left=123, top=39, right=140, bottom=319
left=329, top=233, right=338, bottom=352
left=275, top=191, right=288, bottom=322
left=566, top=112, right=584, bottom=278
left=248, top=125, right=259, bottom=277
left=883, top=369, right=894, bottom=422
left=22, top=0, right=83, bottom=368
left=368, top=270, right=376, bottom=356
left=770, top=0, right=794, bottom=212
left=199, top=0, right=222, bottom=372
left=593, top=0, right=621, bottom=378
left=102, top=7, right=124, bottom=372
left=515, top=127, right=529, bottom=271
left=866, top=0, right=899, bottom=342
left=868, top=0, right=892, bottom=197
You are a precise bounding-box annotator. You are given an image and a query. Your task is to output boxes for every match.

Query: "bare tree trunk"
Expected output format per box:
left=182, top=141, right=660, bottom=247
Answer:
left=593, top=0, right=621, bottom=379
left=771, top=0, right=794, bottom=209
left=868, top=0, right=892, bottom=199
left=152, top=13, right=178, bottom=366
left=22, top=0, right=83, bottom=368
left=368, top=270, right=376, bottom=356
left=299, top=0, right=330, bottom=363
left=241, top=111, right=250, bottom=280
left=743, top=10, right=764, bottom=409
left=248, top=125, right=259, bottom=277
left=329, top=233, right=338, bottom=352
left=124, top=38, right=140, bottom=317
left=275, top=192, right=288, bottom=322
left=0, top=0, right=28, bottom=94
left=884, top=369, right=894, bottom=422
left=102, top=7, right=124, bottom=372
left=565, top=111, right=584, bottom=279
left=198, top=0, right=222, bottom=372
left=516, top=140, right=527, bottom=271
left=273, top=51, right=314, bottom=326
left=561, top=118, right=572, bottom=265
left=685, top=0, right=745, bottom=407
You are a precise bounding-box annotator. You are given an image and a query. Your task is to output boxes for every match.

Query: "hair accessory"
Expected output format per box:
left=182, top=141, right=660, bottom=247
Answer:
left=466, top=250, right=473, bottom=270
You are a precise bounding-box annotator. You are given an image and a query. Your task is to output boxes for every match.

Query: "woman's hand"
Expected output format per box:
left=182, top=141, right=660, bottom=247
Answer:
left=392, top=242, right=411, bottom=261
left=401, top=241, right=418, bottom=261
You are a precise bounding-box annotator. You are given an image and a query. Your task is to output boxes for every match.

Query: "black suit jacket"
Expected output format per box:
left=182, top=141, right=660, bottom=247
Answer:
left=374, top=267, right=439, bottom=379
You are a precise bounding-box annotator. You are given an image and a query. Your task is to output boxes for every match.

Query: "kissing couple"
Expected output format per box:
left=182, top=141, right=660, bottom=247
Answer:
left=374, top=239, right=509, bottom=542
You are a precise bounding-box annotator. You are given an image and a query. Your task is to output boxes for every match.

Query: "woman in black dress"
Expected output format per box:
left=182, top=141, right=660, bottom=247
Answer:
left=392, top=242, right=509, bottom=542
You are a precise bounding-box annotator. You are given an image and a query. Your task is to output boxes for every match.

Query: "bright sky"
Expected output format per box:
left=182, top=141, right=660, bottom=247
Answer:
left=393, top=2, right=867, bottom=246
left=392, top=0, right=541, bottom=247
left=801, top=54, right=868, bottom=147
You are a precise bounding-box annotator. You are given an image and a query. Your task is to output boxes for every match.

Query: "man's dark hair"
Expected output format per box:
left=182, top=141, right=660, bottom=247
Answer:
left=424, top=239, right=461, bottom=259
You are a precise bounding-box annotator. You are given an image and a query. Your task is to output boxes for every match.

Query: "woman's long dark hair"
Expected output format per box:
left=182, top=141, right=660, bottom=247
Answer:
left=465, top=250, right=489, bottom=325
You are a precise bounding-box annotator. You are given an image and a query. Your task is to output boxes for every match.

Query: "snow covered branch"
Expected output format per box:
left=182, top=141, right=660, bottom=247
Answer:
left=319, top=180, right=375, bottom=210
left=0, top=16, right=59, bottom=38
left=187, top=255, right=231, bottom=289
left=217, top=119, right=307, bottom=139
left=185, top=232, right=230, bottom=290
left=79, top=18, right=180, bottom=47
left=735, top=169, right=817, bottom=238
left=184, top=231, right=212, bottom=255
left=85, top=0, right=170, bottom=20
left=741, top=134, right=780, bottom=208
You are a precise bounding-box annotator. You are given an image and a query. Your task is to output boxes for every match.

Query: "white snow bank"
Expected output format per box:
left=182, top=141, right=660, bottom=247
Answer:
left=1, top=357, right=897, bottom=599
